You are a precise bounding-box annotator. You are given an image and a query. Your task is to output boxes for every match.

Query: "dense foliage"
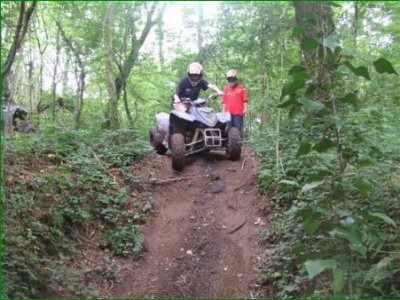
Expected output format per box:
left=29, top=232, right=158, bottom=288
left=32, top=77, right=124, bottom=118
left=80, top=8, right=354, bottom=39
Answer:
left=1, top=1, right=399, bottom=298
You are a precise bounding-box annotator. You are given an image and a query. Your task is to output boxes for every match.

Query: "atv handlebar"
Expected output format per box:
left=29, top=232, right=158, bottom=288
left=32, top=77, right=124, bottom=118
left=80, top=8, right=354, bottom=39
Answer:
left=180, top=93, right=221, bottom=105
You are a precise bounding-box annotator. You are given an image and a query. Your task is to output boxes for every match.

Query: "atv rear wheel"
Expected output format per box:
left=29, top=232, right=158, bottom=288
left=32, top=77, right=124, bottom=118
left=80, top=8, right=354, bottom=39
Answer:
left=226, top=127, right=241, bottom=160
left=149, top=128, right=167, bottom=155
left=171, top=133, right=185, bottom=171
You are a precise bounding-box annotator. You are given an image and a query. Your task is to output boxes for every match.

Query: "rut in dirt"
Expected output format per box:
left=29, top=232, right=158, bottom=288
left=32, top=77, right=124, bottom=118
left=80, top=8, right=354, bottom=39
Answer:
left=105, top=148, right=268, bottom=298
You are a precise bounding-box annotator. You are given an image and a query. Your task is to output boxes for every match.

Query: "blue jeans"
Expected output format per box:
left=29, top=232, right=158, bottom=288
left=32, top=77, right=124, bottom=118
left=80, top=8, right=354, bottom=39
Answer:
left=230, top=114, right=244, bottom=138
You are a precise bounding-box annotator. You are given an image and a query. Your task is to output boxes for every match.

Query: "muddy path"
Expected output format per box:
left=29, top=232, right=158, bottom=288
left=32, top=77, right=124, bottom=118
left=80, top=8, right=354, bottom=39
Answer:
left=100, top=147, right=268, bottom=298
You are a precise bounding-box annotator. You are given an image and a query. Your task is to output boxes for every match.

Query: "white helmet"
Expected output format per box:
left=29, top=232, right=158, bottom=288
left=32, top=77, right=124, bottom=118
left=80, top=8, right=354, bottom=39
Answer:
left=187, top=62, right=203, bottom=85
left=188, top=62, right=203, bottom=75
left=226, top=69, right=237, bottom=78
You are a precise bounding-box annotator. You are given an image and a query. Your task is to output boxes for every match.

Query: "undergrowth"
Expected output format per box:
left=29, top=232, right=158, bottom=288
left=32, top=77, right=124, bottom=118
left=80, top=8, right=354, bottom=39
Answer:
left=250, top=47, right=400, bottom=297
left=2, top=128, right=153, bottom=298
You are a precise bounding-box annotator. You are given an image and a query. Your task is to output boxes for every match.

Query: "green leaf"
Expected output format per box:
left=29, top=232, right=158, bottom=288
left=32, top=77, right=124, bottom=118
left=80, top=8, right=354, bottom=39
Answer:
left=313, top=138, right=335, bottom=152
left=309, top=169, right=334, bottom=182
left=326, top=1, right=342, bottom=7
left=329, top=226, right=366, bottom=256
left=350, top=243, right=367, bottom=257
left=297, top=140, right=311, bottom=157
left=301, top=180, right=325, bottom=193
left=288, top=105, right=301, bottom=119
left=304, top=214, right=321, bottom=235
left=344, top=61, right=370, bottom=80
left=332, top=268, right=344, bottom=293
left=340, top=93, right=357, bottom=107
left=368, top=212, right=397, bottom=227
left=323, top=34, right=340, bottom=52
left=373, top=58, right=398, bottom=75
left=279, top=179, right=299, bottom=187
left=301, top=37, right=319, bottom=51
left=288, top=65, right=307, bottom=75
left=305, top=12, right=316, bottom=25
left=278, top=98, right=296, bottom=108
left=329, top=226, right=361, bottom=244
left=353, top=66, right=370, bottom=80
left=292, top=25, right=305, bottom=37
left=354, top=178, right=372, bottom=197
left=304, top=259, right=337, bottom=280
left=281, top=79, right=306, bottom=100
left=298, top=208, right=322, bottom=234
left=301, top=98, right=325, bottom=111
left=292, top=242, right=306, bottom=256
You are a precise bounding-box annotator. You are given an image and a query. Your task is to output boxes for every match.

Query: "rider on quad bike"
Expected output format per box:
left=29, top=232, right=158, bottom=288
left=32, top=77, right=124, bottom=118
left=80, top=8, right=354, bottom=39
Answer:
left=149, top=62, right=242, bottom=171
left=172, top=62, right=223, bottom=112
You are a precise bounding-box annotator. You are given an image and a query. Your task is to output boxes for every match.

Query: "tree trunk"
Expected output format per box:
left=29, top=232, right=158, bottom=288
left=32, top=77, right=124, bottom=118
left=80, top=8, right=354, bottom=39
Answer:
left=122, top=82, right=133, bottom=128
left=2, top=1, right=37, bottom=91
left=28, top=32, right=34, bottom=115
left=74, top=62, right=85, bottom=130
left=62, top=55, right=70, bottom=97
left=114, top=2, right=160, bottom=101
left=35, top=9, right=49, bottom=117
left=351, top=1, right=359, bottom=101
left=197, top=2, right=204, bottom=63
left=56, top=20, right=86, bottom=129
left=104, top=2, right=120, bottom=130
left=102, top=2, right=163, bottom=129
left=156, top=14, right=165, bottom=68
left=293, top=2, right=335, bottom=102
left=52, top=29, right=61, bottom=121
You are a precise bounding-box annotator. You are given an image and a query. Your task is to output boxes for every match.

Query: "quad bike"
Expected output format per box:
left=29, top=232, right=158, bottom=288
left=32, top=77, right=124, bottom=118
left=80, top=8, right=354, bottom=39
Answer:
left=149, top=93, right=241, bottom=171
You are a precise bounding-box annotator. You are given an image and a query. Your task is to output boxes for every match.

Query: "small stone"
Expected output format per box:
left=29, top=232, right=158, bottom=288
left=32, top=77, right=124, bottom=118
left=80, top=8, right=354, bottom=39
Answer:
left=186, top=250, right=193, bottom=256
left=224, top=266, right=228, bottom=271
left=211, top=180, right=224, bottom=193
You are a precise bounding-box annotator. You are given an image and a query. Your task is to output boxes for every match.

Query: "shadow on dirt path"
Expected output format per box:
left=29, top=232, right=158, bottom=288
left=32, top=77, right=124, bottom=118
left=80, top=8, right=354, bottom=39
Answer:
left=102, top=147, right=268, bottom=298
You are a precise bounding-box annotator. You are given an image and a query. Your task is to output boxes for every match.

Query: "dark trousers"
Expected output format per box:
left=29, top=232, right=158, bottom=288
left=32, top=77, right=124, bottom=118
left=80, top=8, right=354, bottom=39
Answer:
left=230, top=114, right=244, bottom=138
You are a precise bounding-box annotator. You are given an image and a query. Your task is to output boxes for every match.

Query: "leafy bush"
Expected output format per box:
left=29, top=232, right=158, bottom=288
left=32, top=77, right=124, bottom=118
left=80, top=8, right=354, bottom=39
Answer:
left=100, top=221, right=144, bottom=257
left=257, top=34, right=400, bottom=298
left=2, top=128, right=152, bottom=298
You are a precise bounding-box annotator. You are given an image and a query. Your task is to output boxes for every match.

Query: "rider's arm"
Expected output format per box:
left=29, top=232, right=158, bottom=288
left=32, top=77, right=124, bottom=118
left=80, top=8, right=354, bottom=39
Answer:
left=207, top=83, right=223, bottom=96
left=173, top=94, right=181, bottom=103
left=242, top=85, right=248, bottom=114
left=222, top=86, right=227, bottom=112
left=174, top=78, right=186, bottom=103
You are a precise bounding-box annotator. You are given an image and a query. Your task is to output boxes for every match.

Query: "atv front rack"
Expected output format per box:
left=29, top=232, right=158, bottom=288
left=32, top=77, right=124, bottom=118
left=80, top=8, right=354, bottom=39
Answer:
left=184, top=128, right=227, bottom=156
left=203, top=128, right=222, bottom=147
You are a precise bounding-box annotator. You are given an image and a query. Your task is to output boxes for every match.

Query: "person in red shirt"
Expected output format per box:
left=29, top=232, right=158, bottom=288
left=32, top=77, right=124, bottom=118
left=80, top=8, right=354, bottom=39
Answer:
left=222, top=69, right=248, bottom=138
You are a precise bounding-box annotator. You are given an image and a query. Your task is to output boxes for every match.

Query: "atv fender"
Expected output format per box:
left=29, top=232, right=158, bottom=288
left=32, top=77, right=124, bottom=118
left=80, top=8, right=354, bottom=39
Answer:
left=171, top=110, right=196, bottom=122
left=216, top=112, right=231, bottom=124
left=155, top=112, right=170, bottom=131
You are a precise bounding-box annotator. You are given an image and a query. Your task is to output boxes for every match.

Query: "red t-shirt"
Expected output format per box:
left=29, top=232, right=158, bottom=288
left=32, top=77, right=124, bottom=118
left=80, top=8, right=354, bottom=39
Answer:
left=222, top=83, right=248, bottom=116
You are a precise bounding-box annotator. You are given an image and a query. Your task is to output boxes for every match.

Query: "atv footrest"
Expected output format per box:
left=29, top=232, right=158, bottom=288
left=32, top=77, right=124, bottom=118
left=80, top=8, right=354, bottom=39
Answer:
left=203, top=128, right=222, bottom=147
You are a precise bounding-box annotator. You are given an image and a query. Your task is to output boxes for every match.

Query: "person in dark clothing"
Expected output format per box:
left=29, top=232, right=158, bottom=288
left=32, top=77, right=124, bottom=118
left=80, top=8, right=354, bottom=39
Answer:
left=173, top=62, right=223, bottom=112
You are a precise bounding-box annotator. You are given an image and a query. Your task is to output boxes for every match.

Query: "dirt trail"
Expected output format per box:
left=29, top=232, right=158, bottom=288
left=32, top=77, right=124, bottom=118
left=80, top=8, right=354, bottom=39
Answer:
left=102, top=148, right=268, bottom=298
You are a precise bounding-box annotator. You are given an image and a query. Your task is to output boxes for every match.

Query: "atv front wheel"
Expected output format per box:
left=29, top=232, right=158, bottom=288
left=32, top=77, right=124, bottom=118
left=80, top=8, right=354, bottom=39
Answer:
left=171, top=133, right=185, bottom=171
left=226, top=127, right=241, bottom=160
